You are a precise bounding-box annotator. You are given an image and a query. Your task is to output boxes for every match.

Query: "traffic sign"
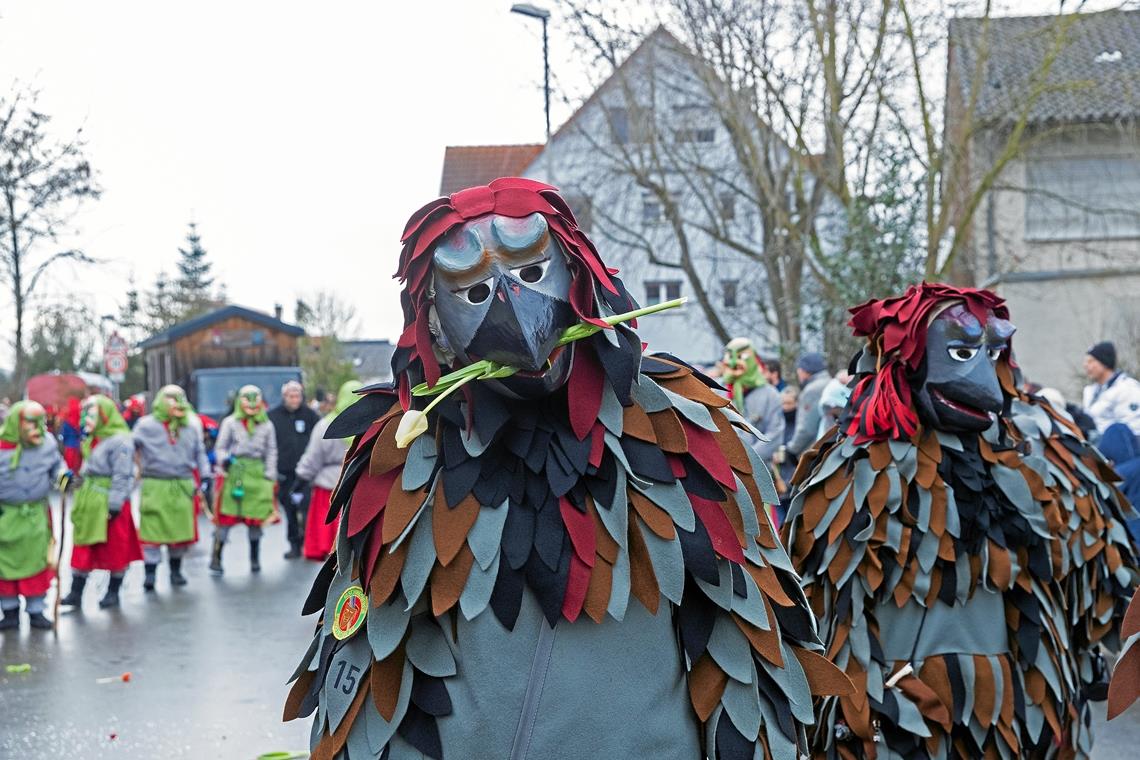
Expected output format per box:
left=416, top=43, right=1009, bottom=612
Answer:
left=104, top=332, right=129, bottom=383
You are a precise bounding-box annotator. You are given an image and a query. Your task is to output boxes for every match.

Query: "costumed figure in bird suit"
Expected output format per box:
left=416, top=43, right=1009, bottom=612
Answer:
left=283, top=178, right=852, bottom=760
left=133, top=385, right=210, bottom=591
left=62, top=395, right=144, bottom=610
left=783, top=283, right=1138, bottom=758
left=0, top=401, right=63, bottom=630
left=211, top=385, right=279, bottom=576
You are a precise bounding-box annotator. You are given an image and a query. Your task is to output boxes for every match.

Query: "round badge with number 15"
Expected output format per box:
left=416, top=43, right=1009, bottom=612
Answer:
left=332, top=585, right=368, bottom=640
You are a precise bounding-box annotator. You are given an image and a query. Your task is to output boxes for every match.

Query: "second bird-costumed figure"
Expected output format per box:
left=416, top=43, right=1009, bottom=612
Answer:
left=133, top=385, right=210, bottom=590
left=211, top=385, right=278, bottom=575
left=783, top=283, right=1138, bottom=758
left=0, top=401, right=63, bottom=630
left=62, top=395, right=144, bottom=610
left=283, top=178, right=851, bottom=760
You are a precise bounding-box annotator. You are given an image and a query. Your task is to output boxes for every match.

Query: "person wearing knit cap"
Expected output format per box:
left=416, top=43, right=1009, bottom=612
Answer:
left=0, top=401, right=63, bottom=630
left=786, top=351, right=831, bottom=457
left=1082, top=340, right=1140, bottom=437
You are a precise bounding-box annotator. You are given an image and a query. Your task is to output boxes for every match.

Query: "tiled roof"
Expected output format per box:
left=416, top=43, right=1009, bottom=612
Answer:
left=950, top=9, right=1140, bottom=124
left=139, top=304, right=304, bottom=349
left=439, top=144, right=545, bottom=195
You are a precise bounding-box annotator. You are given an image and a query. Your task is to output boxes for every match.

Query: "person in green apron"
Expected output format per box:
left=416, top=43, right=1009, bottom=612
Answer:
left=0, top=401, right=62, bottom=631
left=211, top=385, right=278, bottom=576
left=61, top=395, right=143, bottom=610
left=133, top=385, right=210, bottom=591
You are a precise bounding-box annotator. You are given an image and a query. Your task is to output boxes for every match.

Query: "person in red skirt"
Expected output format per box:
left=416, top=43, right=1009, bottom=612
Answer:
left=291, top=379, right=361, bottom=560
left=0, top=401, right=62, bottom=630
left=60, top=395, right=143, bottom=609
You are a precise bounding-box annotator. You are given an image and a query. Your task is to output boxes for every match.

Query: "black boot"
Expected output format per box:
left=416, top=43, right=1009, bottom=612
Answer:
left=99, top=575, right=123, bottom=609
left=60, top=575, right=87, bottom=607
left=0, top=608, right=18, bottom=631
left=209, top=537, right=224, bottom=576
left=143, top=563, right=157, bottom=592
left=283, top=541, right=301, bottom=560
left=27, top=611, right=52, bottom=630
left=169, top=557, right=187, bottom=586
left=250, top=539, right=261, bottom=573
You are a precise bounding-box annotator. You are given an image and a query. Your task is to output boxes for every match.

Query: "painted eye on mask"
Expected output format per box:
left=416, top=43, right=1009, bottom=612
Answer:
left=949, top=346, right=980, bottom=362
left=987, top=346, right=1004, bottom=361
left=457, top=277, right=494, bottom=305
left=513, top=259, right=549, bottom=284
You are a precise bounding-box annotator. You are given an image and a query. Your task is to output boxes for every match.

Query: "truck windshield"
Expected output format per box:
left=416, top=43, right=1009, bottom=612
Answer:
left=195, top=370, right=302, bottom=418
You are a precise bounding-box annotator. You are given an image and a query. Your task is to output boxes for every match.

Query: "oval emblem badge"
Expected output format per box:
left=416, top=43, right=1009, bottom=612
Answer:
left=332, top=585, right=368, bottom=640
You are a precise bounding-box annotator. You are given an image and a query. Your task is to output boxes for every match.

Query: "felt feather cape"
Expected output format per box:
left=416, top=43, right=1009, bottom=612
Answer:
left=1108, top=588, right=1140, bottom=720
left=784, top=356, right=1138, bottom=758
left=284, top=352, right=853, bottom=760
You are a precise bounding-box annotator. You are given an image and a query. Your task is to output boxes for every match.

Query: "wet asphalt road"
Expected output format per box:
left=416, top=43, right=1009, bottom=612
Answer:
left=1, top=502, right=317, bottom=760
left=1, top=502, right=1139, bottom=759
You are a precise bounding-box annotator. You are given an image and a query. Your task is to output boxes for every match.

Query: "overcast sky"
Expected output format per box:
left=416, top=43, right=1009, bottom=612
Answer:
left=0, top=0, right=574, bottom=362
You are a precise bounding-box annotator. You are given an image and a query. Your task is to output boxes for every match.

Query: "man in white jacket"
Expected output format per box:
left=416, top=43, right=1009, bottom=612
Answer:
left=1082, top=341, right=1140, bottom=437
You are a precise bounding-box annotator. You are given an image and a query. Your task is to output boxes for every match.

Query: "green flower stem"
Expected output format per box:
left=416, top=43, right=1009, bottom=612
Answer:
left=411, top=296, right=686, bottom=398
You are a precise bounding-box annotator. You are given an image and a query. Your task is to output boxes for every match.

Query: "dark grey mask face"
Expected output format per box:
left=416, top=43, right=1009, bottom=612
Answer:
left=914, top=303, right=1016, bottom=432
left=431, top=213, right=577, bottom=397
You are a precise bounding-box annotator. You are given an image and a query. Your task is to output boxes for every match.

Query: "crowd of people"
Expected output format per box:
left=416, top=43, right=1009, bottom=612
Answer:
left=0, top=378, right=358, bottom=630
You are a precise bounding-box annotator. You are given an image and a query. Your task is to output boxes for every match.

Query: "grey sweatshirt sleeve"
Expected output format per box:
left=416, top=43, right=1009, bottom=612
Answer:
left=294, top=424, right=324, bottom=483
left=263, top=421, right=278, bottom=482
left=788, top=377, right=827, bottom=456
left=214, top=418, right=234, bottom=469
left=107, top=436, right=136, bottom=510
left=744, top=386, right=785, bottom=462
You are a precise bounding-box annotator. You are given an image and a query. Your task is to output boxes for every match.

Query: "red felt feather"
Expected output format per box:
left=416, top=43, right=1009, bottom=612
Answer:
left=560, top=496, right=596, bottom=567
left=681, top=422, right=737, bottom=491
left=562, top=553, right=591, bottom=623
left=690, top=494, right=745, bottom=563
left=347, top=468, right=400, bottom=538
left=567, top=346, right=604, bottom=442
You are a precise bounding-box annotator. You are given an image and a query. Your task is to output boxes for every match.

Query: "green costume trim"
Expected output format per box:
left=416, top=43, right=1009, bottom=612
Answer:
left=138, top=477, right=196, bottom=544
left=81, top=395, right=130, bottom=459
left=0, top=401, right=47, bottom=470
left=721, top=339, right=766, bottom=412
left=0, top=501, right=51, bottom=579
left=326, top=380, right=363, bottom=440
left=220, top=456, right=274, bottom=521
left=152, top=388, right=196, bottom=438
left=233, top=390, right=269, bottom=433
left=71, top=474, right=112, bottom=546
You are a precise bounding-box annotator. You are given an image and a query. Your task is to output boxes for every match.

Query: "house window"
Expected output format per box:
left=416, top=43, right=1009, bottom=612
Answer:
left=606, top=107, right=630, bottom=144
left=642, top=198, right=663, bottom=225
left=564, top=194, right=593, bottom=233
left=676, top=127, right=716, bottom=143
left=645, top=280, right=683, bottom=305
left=719, top=192, right=736, bottom=221
left=1026, top=156, right=1140, bottom=240
left=721, top=279, right=738, bottom=308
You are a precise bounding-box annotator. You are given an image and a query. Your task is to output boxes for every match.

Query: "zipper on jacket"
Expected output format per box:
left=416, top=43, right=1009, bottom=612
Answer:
left=508, top=618, right=557, bottom=760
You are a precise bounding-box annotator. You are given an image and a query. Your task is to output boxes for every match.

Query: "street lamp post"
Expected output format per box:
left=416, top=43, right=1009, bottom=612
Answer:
left=510, top=3, right=551, bottom=142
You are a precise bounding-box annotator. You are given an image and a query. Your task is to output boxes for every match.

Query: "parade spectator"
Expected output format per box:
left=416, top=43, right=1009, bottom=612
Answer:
left=1082, top=341, right=1140, bottom=437
left=267, top=380, right=319, bottom=559
left=1097, top=422, right=1140, bottom=547
left=786, top=351, right=831, bottom=457
left=763, top=357, right=787, bottom=391
left=292, top=380, right=362, bottom=561
left=59, top=397, right=84, bottom=473
left=817, top=375, right=853, bottom=438
left=772, top=386, right=799, bottom=525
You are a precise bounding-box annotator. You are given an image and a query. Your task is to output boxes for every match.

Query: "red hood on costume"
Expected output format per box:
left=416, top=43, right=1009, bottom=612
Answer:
left=845, top=282, right=1012, bottom=443
left=392, top=177, right=634, bottom=406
